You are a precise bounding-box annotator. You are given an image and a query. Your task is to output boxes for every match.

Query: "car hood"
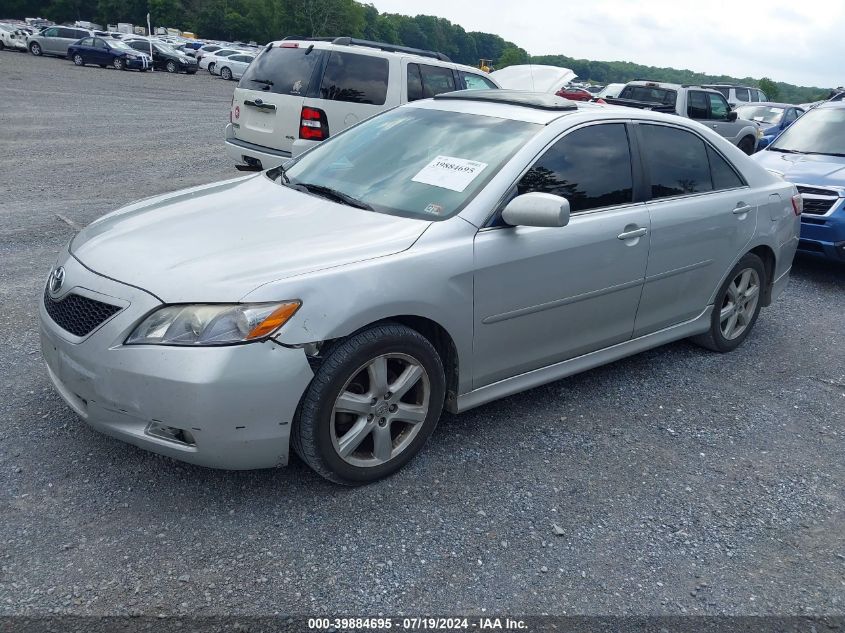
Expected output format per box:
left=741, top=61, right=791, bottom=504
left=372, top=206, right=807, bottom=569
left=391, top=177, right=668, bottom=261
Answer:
left=70, top=174, right=432, bottom=302
left=752, top=150, right=845, bottom=188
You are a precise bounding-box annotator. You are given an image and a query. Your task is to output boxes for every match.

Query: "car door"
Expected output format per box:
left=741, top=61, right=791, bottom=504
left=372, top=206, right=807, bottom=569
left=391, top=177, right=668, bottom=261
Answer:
left=632, top=123, right=756, bottom=335
left=57, top=28, right=81, bottom=55
left=472, top=122, right=650, bottom=388
left=39, top=27, right=60, bottom=54
left=705, top=92, right=743, bottom=141
left=90, top=38, right=109, bottom=64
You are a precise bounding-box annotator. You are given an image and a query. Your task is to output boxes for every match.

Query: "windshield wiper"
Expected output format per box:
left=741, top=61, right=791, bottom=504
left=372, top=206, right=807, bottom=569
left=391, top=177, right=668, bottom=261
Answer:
left=804, top=151, right=845, bottom=158
left=768, top=147, right=804, bottom=154
left=294, top=182, right=374, bottom=211
left=250, top=78, right=274, bottom=86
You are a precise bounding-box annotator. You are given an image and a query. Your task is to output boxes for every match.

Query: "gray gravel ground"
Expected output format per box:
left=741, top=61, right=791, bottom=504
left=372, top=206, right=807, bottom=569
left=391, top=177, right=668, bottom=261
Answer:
left=1, top=51, right=844, bottom=617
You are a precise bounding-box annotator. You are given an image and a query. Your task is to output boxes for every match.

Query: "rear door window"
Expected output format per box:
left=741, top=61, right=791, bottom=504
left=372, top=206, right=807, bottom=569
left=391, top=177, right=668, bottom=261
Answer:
left=319, top=51, right=389, bottom=105
left=42, top=27, right=59, bottom=37
left=735, top=88, right=750, bottom=102
left=58, top=28, right=78, bottom=39
left=640, top=124, right=713, bottom=198
left=707, top=146, right=744, bottom=190
left=517, top=123, right=634, bottom=213
left=687, top=91, right=709, bottom=118
left=407, top=63, right=423, bottom=101
left=419, top=64, right=456, bottom=98
left=239, top=46, right=324, bottom=96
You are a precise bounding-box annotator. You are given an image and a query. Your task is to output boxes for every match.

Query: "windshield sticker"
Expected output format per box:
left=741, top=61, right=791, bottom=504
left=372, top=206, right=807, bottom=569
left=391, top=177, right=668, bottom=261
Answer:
left=424, top=203, right=444, bottom=215
left=412, top=156, right=488, bottom=192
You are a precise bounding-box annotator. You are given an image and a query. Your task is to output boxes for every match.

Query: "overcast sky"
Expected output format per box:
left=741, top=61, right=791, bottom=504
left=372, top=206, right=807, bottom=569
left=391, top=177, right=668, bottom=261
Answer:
left=369, top=0, right=842, bottom=88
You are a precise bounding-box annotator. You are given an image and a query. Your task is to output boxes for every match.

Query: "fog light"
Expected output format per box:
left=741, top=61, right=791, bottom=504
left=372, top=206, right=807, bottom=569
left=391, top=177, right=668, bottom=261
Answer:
left=146, top=421, right=196, bottom=446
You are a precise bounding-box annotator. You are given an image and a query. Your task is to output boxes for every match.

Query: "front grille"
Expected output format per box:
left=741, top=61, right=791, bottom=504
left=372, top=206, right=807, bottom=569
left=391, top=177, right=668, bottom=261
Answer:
left=802, top=198, right=836, bottom=215
left=796, top=185, right=838, bottom=197
left=43, top=288, right=122, bottom=337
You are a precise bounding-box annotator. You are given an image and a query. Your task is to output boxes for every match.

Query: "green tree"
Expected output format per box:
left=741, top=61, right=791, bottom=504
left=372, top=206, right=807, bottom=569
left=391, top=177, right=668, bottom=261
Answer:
left=497, top=45, right=528, bottom=69
left=759, top=77, right=780, bottom=101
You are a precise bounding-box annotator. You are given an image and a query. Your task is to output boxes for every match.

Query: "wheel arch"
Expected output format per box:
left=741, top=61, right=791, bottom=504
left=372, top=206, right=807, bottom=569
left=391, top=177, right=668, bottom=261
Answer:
left=748, top=243, right=776, bottom=306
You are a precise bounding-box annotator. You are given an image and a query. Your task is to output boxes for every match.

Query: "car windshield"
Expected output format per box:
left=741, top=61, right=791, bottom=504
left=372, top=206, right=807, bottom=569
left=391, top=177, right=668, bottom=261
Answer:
left=769, top=107, right=845, bottom=156
left=277, top=106, right=541, bottom=221
left=736, top=105, right=784, bottom=125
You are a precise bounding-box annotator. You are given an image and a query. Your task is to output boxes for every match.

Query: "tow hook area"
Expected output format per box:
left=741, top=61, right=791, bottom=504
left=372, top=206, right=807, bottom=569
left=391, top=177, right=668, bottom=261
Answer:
left=235, top=156, right=263, bottom=171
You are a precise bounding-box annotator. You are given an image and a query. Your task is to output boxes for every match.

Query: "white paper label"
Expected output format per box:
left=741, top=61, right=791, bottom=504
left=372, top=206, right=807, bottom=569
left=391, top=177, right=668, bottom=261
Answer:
left=412, top=156, right=488, bottom=192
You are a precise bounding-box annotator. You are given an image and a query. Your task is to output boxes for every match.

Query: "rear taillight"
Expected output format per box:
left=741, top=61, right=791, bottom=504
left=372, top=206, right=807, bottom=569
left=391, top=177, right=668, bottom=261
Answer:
left=299, top=106, right=329, bottom=141
left=791, top=193, right=803, bottom=216
left=229, top=95, right=234, bottom=123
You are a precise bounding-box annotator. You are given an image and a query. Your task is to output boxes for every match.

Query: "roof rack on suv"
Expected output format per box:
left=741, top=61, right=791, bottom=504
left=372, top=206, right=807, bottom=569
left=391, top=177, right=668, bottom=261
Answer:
left=433, top=90, right=578, bottom=111
left=280, top=35, right=452, bottom=62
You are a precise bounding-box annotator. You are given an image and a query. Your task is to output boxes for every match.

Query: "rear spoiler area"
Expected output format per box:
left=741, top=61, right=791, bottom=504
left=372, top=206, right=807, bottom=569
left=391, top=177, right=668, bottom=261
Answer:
left=602, top=98, right=676, bottom=113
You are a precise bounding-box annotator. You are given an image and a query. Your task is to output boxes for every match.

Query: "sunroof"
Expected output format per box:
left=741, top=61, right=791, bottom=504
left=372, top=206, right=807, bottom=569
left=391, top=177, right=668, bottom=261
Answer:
left=433, top=89, right=579, bottom=111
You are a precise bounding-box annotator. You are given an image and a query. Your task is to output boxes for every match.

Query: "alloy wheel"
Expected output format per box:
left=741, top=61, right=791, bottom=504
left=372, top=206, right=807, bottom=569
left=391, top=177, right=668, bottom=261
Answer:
left=114, top=57, right=123, bottom=70
left=719, top=268, right=760, bottom=340
left=73, top=54, right=83, bottom=65
left=330, top=353, right=430, bottom=468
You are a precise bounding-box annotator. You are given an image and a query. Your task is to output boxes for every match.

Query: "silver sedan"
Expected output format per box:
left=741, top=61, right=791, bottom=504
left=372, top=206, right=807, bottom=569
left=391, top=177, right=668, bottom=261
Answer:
left=39, top=91, right=800, bottom=484
left=216, top=53, right=254, bottom=80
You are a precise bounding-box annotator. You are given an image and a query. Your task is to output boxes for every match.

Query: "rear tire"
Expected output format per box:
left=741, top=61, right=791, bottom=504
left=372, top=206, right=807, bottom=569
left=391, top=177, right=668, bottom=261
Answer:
left=738, top=136, right=756, bottom=155
left=220, top=66, right=232, bottom=80
left=292, top=323, right=446, bottom=485
left=29, top=42, right=42, bottom=56
left=691, top=253, right=766, bottom=353
left=207, top=62, right=215, bottom=74
left=72, top=53, right=84, bottom=66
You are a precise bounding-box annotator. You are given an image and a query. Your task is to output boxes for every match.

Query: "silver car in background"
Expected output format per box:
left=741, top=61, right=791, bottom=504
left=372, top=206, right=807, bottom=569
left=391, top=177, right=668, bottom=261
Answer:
left=39, top=91, right=800, bottom=485
left=27, top=25, right=92, bottom=57
left=216, top=53, right=255, bottom=80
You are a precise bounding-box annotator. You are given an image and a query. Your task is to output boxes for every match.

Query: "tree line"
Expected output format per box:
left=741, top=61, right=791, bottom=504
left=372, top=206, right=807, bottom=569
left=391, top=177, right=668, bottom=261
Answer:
left=5, top=0, right=830, bottom=103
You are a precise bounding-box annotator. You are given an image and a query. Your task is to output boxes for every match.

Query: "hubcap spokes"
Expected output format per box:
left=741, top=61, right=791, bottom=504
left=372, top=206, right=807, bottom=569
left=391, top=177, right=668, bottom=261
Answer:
left=331, top=353, right=430, bottom=467
left=719, top=268, right=760, bottom=340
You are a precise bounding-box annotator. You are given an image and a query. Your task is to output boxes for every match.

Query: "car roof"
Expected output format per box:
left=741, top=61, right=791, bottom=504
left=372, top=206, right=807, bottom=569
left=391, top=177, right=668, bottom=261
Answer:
left=817, top=101, right=845, bottom=110
left=735, top=101, right=798, bottom=109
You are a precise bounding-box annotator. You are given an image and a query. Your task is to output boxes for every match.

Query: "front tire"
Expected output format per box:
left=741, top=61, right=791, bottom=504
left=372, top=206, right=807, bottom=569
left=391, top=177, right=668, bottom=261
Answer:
left=165, top=60, right=177, bottom=73
left=691, top=253, right=765, bottom=353
left=113, top=57, right=124, bottom=70
left=738, top=136, right=756, bottom=155
left=29, top=42, right=42, bottom=56
left=292, top=323, right=446, bottom=485
left=220, top=66, right=232, bottom=80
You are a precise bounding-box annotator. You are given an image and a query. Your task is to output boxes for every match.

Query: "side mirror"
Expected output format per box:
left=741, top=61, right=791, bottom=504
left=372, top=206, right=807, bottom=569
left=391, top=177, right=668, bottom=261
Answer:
left=727, top=110, right=738, bottom=122
left=502, top=192, right=570, bottom=228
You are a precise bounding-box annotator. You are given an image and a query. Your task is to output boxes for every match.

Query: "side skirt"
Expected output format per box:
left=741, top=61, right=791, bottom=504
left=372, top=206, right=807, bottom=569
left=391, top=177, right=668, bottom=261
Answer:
left=454, top=307, right=713, bottom=413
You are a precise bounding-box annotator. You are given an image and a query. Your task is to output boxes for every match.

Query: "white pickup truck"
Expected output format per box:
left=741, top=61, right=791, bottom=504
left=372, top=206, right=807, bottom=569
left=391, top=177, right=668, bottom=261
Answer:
left=604, top=80, right=761, bottom=154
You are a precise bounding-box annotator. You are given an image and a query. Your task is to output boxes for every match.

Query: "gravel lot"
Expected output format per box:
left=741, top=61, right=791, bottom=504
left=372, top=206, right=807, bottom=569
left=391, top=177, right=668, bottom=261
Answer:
left=1, top=51, right=844, bottom=617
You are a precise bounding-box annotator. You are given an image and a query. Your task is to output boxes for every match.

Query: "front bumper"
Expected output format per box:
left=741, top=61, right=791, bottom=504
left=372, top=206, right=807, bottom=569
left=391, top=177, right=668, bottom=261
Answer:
left=799, top=207, right=845, bottom=261
left=39, top=251, right=314, bottom=470
left=224, top=123, right=291, bottom=169
left=125, top=57, right=149, bottom=70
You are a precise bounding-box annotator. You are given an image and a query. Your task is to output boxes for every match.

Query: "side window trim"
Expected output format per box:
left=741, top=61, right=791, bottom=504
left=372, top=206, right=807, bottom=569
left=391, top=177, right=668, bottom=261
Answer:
left=631, top=121, right=748, bottom=203
left=483, top=120, right=643, bottom=228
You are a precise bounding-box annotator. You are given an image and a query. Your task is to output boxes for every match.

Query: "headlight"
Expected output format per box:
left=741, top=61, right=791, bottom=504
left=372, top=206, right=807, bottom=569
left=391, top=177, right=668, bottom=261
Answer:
left=126, top=301, right=300, bottom=346
left=756, top=127, right=764, bottom=139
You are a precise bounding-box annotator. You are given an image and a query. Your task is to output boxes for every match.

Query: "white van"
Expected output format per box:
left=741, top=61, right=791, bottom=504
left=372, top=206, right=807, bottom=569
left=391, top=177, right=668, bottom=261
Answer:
left=224, top=37, right=500, bottom=169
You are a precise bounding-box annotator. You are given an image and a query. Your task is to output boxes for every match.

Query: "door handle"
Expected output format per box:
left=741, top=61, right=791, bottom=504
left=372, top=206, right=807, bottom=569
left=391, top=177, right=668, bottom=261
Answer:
left=732, top=204, right=753, bottom=215
left=617, top=227, right=648, bottom=240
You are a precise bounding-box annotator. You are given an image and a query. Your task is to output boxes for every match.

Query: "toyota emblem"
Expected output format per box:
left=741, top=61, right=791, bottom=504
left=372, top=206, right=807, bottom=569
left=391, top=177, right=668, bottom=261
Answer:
left=48, top=266, right=65, bottom=295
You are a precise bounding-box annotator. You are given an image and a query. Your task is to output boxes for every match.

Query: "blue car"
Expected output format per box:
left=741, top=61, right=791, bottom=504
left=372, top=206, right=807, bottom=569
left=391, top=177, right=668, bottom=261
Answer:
left=752, top=102, right=845, bottom=262
left=66, top=36, right=151, bottom=71
left=735, top=102, right=805, bottom=150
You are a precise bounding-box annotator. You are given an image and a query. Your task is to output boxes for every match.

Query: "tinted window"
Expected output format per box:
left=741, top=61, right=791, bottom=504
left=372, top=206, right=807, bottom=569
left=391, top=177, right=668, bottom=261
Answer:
left=712, top=87, right=730, bottom=99
left=783, top=108, right=798, bottom=124
left=128, top=41, right=145, bottom=51
left=419, top=64, right=456, bottom=98
left=407, top=64, right=423, bottom=102
left=319, top=51, right=389, bottom=105
left=517, top=123, right=633, bottom=213
left=640, top=125, right=713, bottom=198
left=735, top=88, right=750, bottom=102
left=461, top=72, right=497, bottom=90
left=707, top=146, right=744, bottom=190
left=239, top=46, right=324, bottom=96
left=79, top=37, right=94, bottom=46
left=687, top=91, right=709, bottom=118
left=93, top=38, right=108, bottom=48
left=58, top=28, right=78, bottom=38
left=230, top=55, right=251, bottom=63
left=618, top=85, right=677, bottom=107
left=42, top=27, right=59, bottom=37
left=708, top=93, right=730, bottom=120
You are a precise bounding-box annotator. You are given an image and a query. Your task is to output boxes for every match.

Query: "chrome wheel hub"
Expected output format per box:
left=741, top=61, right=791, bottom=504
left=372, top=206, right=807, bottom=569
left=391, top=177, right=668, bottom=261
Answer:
left=330, top=353, right=430, bottom=467
left=719, top=268, right=760, bottom=340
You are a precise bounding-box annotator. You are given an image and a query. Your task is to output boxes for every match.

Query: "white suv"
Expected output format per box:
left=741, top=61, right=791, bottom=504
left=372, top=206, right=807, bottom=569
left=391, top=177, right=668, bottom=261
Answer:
left=224, top=36, right=500, bottom=169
